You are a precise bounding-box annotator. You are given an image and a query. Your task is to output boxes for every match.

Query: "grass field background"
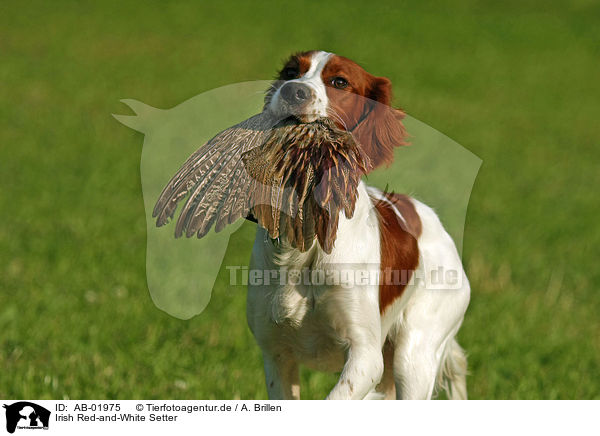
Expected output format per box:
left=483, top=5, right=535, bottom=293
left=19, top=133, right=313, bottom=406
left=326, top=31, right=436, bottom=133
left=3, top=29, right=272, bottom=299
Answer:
left=1, top=0, right=599, bottom=399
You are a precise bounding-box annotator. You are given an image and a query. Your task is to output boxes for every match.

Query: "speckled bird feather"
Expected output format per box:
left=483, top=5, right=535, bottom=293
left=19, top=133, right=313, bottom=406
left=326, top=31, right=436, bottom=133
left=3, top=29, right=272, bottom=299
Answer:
left=152, top=112, right=369, bottom=254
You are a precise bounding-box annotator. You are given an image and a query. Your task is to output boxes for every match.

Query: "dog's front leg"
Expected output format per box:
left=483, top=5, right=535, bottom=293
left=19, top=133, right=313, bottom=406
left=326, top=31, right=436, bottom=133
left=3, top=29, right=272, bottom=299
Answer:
left=326, top=344, right=384, bottom=400
left=263, top=352, right=300, bottom=400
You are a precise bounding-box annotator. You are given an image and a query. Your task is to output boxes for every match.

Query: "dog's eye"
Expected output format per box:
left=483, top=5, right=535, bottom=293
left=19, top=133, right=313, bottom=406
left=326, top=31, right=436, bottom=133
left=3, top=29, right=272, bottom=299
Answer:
left=282, top=68, right=299, bottom=80
left=331, top=77, right=349, bottom=89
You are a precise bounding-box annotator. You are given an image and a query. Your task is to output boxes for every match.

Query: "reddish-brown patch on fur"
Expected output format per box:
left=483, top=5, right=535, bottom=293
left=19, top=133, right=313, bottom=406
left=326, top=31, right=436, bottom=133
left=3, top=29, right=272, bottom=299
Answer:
left=321, top=55, right=408, bottom=171
left=278, top=51, right=316, bottom=79
left=371, top=192, right=421, bottom=314
left=384, top=192, right=422, bottom=238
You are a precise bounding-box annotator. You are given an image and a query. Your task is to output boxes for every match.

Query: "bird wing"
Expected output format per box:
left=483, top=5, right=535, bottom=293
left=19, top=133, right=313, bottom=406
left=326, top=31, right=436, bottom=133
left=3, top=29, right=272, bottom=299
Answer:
left=153, top=113, right=369, bottom=254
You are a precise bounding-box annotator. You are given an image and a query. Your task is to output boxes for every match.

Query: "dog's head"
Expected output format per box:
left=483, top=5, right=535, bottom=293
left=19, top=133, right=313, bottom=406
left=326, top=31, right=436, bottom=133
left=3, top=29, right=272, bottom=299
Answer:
left=265, top=50, right=408, bottom=170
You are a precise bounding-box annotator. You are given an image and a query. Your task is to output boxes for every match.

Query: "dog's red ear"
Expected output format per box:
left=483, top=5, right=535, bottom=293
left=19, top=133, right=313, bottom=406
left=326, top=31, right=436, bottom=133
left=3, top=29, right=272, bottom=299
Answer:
left=352, top=77, right=408, bottom=171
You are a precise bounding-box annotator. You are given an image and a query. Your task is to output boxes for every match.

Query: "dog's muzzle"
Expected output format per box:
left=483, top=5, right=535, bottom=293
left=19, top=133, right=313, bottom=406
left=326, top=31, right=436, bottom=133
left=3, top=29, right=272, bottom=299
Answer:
left=274, top=82, right=316, bottom=119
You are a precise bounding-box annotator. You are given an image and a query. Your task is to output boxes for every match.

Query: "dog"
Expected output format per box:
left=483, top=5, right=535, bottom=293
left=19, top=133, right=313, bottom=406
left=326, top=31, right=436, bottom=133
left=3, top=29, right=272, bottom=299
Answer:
left=246, top=51, right=470, bottom=400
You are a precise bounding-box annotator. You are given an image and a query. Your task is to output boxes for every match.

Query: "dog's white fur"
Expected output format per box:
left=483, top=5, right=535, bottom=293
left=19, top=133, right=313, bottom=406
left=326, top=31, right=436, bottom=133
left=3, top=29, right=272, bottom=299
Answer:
left=247, top=52, right=470, bottom=400
left=268, top=51, right=332, bottom=121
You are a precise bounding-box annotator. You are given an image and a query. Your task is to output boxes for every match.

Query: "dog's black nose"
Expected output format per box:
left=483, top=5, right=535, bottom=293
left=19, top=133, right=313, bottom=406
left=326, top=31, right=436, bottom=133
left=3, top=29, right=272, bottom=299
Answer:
left=280, top=82, right=312, bottom=105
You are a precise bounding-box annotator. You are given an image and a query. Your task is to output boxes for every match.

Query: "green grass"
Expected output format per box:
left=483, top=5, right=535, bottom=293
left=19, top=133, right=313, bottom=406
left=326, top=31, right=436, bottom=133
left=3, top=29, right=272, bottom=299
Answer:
left=1, top=0, right=599, bottom=399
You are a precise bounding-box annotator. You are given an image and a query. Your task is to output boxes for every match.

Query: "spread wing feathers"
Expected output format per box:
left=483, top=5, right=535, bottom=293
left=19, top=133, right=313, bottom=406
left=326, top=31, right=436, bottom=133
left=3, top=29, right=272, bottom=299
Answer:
left=152, top=113, right=271, bottom=228
left=152, top=113, right=370, bottom=254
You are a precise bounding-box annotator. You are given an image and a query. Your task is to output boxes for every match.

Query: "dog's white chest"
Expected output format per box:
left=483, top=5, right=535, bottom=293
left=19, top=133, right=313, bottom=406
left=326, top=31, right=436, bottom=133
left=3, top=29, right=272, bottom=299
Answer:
left=247, top=183, right=382, bottom=370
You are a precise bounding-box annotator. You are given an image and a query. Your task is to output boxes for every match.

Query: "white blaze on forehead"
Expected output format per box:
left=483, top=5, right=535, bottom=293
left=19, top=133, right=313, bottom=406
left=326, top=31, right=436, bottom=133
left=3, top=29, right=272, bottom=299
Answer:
left=302, top=51, right=332, bottom=79
left=296, top=51, right=332, bottom=118
left=268, top=51, right=333, bottom=121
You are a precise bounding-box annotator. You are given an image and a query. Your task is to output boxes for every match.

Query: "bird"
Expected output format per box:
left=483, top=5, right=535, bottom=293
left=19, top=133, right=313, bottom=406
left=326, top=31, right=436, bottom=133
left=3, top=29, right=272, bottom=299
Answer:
left=152, top=113, right=369, bottom=254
